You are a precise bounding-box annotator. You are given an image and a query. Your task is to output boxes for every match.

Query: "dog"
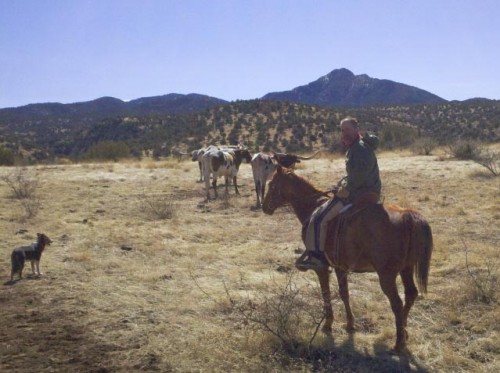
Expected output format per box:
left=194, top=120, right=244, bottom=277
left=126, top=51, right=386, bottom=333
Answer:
left=10, top=233, right=52, bottom=281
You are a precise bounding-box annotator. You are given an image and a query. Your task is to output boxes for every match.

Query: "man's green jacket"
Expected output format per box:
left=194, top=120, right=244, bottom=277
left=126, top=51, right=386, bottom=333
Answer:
left=344, top=134, right=381, bottom=203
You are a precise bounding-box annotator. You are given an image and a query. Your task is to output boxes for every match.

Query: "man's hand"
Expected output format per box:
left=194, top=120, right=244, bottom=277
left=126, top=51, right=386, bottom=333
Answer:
left=336, top=187, right=349, bottom=199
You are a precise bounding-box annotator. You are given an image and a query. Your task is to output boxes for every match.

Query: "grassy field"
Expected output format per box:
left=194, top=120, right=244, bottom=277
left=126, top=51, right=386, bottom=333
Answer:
left=0, top=151, right=498, bottom=373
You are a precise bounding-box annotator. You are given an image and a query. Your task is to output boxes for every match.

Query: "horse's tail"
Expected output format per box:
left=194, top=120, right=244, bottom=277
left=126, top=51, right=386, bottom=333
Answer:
left=406, top=211, right=433, bottom=294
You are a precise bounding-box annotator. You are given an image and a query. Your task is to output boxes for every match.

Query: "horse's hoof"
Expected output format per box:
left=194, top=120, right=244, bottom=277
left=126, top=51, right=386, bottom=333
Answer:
left=391, top=344, right=409, bottom=355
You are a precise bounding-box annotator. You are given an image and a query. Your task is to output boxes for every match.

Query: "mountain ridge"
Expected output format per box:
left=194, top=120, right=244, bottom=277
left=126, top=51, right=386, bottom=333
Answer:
left=1, top=68, right=450, bottom=116
left=1, top=68, right=498, bottom=164
left=0, top=93, right=228, bottom=122
left=262, top=68, right=446, bottom=106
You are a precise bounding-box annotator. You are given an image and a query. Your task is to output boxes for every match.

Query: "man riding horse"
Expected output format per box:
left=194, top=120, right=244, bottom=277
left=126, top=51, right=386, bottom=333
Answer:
left=262, top=119, right=432, bottom=352
left=297, top=116, right=382, bottom=271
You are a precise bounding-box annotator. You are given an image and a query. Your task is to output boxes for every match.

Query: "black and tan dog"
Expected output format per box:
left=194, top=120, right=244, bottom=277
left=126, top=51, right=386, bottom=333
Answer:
left=10, top=233, right=52, bottom=281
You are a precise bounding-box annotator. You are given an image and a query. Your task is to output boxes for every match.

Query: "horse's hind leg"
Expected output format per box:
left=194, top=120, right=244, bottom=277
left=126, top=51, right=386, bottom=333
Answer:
left=379, top=274, right=406, bottom=352
left=400, top=266, right=418, bottom=329
left=335, top=268, right=355, bottom=331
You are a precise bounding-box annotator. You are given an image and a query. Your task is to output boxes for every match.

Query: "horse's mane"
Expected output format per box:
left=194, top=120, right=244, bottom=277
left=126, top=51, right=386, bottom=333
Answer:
left=287, top=171, right=419, bottom=212
left=385, top=204, right=418, bottom=213
left=284, top=168, right=325, bottom=196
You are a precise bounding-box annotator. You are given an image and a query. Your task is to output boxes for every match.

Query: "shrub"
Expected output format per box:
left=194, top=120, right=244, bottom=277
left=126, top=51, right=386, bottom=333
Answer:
left=139, top=193, right=176, bottom=220
left=472, top=148, right=498, bottom=176
left=463, top=240, right=498, bottom=304
left=211, top=271, right=326, bottom=351
left=81, top=141, right=130, bottom=161
left=447, top=141, right=498, bottom=175
left=412, top=137, right=438, bottom=155
left=1, top=168, right=41, bottom=221
left=1, top=167, right=39, bottom=199
left=447, top=140, right=482, bottom=160
left=19, top=197, right=41, bottom=221
left=380, top=122, right=418, bottom=149
left=0, top=146, right=15, bottom=166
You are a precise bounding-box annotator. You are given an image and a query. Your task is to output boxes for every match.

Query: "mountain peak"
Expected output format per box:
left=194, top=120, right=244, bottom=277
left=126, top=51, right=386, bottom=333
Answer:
left=326, top=68, right=355, bottom=78
left=263, top=68, right=446, bottom=106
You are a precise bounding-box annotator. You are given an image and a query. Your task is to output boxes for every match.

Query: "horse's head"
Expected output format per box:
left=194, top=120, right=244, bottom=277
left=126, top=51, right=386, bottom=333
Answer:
left=262, top=165, right=325, bottom=216
left=262, top=165, right=295, bottom=214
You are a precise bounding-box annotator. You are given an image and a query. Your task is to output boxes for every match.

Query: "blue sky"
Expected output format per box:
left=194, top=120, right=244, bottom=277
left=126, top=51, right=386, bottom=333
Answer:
left=1, top=0, right=499, bottom=108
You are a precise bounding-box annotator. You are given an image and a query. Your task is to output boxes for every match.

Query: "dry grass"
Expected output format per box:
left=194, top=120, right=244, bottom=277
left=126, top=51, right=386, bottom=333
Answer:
left=0, top=151, right=498, bottom=372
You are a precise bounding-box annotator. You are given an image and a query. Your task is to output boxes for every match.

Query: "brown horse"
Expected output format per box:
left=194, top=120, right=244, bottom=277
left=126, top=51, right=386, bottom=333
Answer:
left=262, top=166, right=433, bottom=352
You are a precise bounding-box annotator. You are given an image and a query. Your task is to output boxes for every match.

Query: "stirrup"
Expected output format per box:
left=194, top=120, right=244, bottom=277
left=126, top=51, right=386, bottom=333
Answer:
left=295, top=250, right=328, bottom=272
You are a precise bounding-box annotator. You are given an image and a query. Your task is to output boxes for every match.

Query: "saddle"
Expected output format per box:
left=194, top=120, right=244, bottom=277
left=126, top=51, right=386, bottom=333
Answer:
left=327, top=192, right=381, bottom=266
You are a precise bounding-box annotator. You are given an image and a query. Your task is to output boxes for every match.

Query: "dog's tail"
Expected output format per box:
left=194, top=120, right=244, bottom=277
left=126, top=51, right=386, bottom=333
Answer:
left=11, top=250, right=23, bottom=279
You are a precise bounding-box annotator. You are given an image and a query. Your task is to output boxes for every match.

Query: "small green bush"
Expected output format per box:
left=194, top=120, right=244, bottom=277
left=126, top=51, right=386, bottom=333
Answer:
left=412, top=137, right=438, bottom=155
left=0, top=146, right=15, bottom=166
left=380, top=122, right=418, bottom=149
left=447, top=140, right=482, bottom=160
left=81, top=141, right=130, bottom=161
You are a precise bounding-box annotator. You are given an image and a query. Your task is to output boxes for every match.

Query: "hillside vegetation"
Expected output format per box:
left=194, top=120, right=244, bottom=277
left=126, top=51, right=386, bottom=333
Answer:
left=0, top=99, right=499, bottom=164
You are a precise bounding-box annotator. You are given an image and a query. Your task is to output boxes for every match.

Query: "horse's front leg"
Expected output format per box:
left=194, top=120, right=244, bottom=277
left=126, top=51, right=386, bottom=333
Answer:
left=315, top=267, right=333, bottom=333
left=334, top=268, right=355, bottom=331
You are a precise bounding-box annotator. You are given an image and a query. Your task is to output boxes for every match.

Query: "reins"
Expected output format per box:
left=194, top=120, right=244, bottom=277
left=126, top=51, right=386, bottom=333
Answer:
left=268, top=182, right=335, bottom=212
left=294, top=189, right=334, bottom=204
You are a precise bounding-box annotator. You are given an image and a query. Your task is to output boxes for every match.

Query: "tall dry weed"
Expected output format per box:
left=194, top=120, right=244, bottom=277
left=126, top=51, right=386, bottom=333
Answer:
left=1, top=167, right=42, bottom=220
left=1, top=167, right=39, bottom=199
left=138, top=192, right=177, bottom=220
left=462, top=240, right=498, bottom=304
left=197, top=270, right=326, bottom=352
left=472, top=148, right=499, bottom=176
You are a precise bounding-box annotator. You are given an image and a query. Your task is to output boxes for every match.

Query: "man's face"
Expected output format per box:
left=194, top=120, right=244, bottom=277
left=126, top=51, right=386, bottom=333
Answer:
left=340, top=123, right=359, bottom=148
